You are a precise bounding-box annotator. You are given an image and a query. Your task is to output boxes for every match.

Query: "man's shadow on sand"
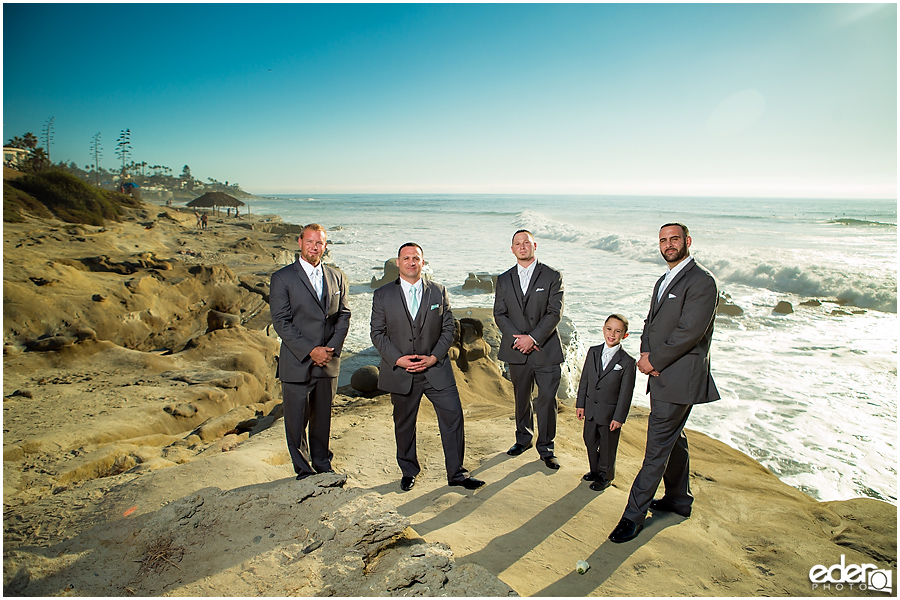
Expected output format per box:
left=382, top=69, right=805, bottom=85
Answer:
left=531, top=514, right=683, bottom=596
left=390, top=452, right=552, bottom=536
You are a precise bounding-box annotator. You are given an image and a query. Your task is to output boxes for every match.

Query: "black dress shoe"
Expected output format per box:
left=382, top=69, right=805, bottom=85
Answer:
left=542, top=455, right=560, bottom=470
left=296, top=473, right=314, bottom=481
left=589, top=477, right=611, bottom=491
left=507, top=443, right=533, bottom=456
left=650, top=498, right=692, bottom=517
left=448, top=477, right=485, bottom=490
left=400, top=476, right=416, bottom=491
left=582, top=471, right=600, bottom=481
left=608, top=517, right=643, bottom=543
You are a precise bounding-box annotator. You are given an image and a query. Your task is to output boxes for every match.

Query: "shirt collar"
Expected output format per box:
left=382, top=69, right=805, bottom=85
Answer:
left=298, top=258, right=322, bottom=277
left=399, top=278, right=422, bottom=294
left=665, top=255, right=693, bottom=278
left=517, top=259, right=537, bottom=276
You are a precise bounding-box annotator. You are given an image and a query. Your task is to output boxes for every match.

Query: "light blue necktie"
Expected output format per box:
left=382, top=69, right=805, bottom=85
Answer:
left=313, top=267, right=323, bottom=300
left=409, top=285, right=419, bottom=318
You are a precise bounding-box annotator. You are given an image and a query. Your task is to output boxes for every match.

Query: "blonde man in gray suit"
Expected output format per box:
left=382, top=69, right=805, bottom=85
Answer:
left=370, top=243, right=485, bottom=492
left=609, top=223, right=720, bottom=543
left=494, top=229, right=565, bottom=469
left=270, top=223, right=351, bottom=480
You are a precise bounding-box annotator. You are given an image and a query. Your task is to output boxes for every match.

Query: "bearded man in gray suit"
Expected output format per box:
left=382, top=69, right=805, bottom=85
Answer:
left=270, top=223, right=351, bottom=480
left=494, top=229, right=565, bottom=470
left=370, top=243, right=485, bottom=492
left=609, top=223, right=720, bottom=543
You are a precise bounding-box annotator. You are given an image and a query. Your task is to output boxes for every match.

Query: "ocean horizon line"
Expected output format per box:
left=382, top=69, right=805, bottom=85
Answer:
left=248, top=191, right=898, bottom=203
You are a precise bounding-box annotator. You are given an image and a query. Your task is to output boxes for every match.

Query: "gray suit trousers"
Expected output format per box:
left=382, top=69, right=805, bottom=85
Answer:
left=623, top=399, right=693, bottom=524
left=283, top=377, right=336, bottom=477
left=509, top=361, right=561, bottom=457
left=583, top=422, right=621, bottom=481
left=391, top=374, right=467, bottom=483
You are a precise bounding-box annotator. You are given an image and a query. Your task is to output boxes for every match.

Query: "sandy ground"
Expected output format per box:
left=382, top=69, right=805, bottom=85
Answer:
left=3, top=197, right=895, bottom=596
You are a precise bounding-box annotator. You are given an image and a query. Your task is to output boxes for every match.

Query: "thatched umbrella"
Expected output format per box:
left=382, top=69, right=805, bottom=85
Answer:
left=186, top=192, right=246, bottom=216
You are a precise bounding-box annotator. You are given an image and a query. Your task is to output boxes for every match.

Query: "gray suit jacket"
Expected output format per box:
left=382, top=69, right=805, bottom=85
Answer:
left=270, top=260, right=351, bottom=382
left=641, top=259, right=719, bottom=405
left=493, top=261, right=565, bottom=366
left=576, top=345, right=636, bottom=424
left=370, top=278, right=457, bottom=395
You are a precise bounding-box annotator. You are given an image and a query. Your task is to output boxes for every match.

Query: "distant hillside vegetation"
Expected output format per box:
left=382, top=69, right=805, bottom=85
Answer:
left=4, top=170, right=141, bottom=225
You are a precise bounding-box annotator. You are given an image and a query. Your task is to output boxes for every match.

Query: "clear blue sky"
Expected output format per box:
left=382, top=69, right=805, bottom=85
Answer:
left=3, top=3, right=896, bottom=197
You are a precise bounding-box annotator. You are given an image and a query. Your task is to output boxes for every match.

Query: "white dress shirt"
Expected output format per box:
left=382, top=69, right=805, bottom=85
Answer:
left=517, top=259, right=537, bottom=295
left=299, top=258, right=324, bottom=300
left=399, top=278, right=423, bottom=319
left=602, top=343, right=620, bottom=371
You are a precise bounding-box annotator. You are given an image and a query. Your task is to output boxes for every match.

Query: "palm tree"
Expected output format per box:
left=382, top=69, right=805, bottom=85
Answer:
left=28, top=147, right=48, bottom=171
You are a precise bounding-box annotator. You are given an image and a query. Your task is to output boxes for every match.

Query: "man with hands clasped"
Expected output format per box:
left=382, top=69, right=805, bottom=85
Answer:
left=609, top=223, right=720, bottom=544
left=370, top=243, right=484, bottom=492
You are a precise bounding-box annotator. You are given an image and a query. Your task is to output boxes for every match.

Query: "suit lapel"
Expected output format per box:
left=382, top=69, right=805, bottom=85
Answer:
left=597, top=347, right=619, bottom=381
left=523, top=262, right=542, bottom=304
left=414, top=281, right=432, bottom=328
left=650, top=274, right=666, bottom=317
left=654, top=260, right=695, bottom=316
left=295, top=261, right=318, bottom=300
left=594, top=347, right=604, bottom=379
left=510, top=269, right=525, bottom=310
left=295, top=261, right=326, bottom=313
left=319, top=267, right=331, bottom=311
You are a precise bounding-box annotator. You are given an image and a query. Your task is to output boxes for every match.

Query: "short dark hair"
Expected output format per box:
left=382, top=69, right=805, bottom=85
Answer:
left=512, top=229, right=534, bottom=244
left=398, top=242, right=423, bottom=256
left=661, top=222, right=689, bottom=238
left=605, top=313, right=629, bottom=333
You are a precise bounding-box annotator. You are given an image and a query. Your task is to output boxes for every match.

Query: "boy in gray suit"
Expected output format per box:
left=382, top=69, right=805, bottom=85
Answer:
left=576, top=314, right=636, bottom=492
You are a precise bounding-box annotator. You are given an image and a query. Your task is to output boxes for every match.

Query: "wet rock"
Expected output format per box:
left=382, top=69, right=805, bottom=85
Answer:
left=799, top=299, right=822, bottom=307
left=370, top=258, right=399, bottom=288
left=462, top=272, right=496, bottom=292
left=717, top=292, right=743, bottom=316
left=773, top=301, right=794, bottom=314
left=350, top=366, right=380, bottom=393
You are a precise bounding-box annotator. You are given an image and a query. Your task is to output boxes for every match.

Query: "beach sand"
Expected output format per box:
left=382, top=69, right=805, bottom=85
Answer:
left=3, top=199, right=895, bottom=596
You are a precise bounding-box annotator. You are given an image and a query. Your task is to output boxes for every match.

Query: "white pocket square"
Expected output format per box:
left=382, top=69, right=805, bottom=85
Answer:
left=430, top=303, right=439, bottom=310
left=668, top=293, right=677, bottom=299
left=614, top=364, right=623, bottom=371
left=535, top=287, right=545, bottom=292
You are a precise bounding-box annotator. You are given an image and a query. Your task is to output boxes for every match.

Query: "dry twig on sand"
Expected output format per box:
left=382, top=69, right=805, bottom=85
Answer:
left=138, top=537, right=184, bottom=574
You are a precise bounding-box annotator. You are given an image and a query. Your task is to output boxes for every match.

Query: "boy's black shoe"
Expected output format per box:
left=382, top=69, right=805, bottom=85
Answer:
left=589, top=477, right=611, bottom=491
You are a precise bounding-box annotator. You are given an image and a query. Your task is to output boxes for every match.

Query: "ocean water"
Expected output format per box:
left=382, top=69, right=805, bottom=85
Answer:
left=245, top=194, right=897, bottom=505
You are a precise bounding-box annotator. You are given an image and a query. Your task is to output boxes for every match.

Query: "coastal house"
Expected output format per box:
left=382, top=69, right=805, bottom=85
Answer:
left=3, top=147, right=28, bottom=168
